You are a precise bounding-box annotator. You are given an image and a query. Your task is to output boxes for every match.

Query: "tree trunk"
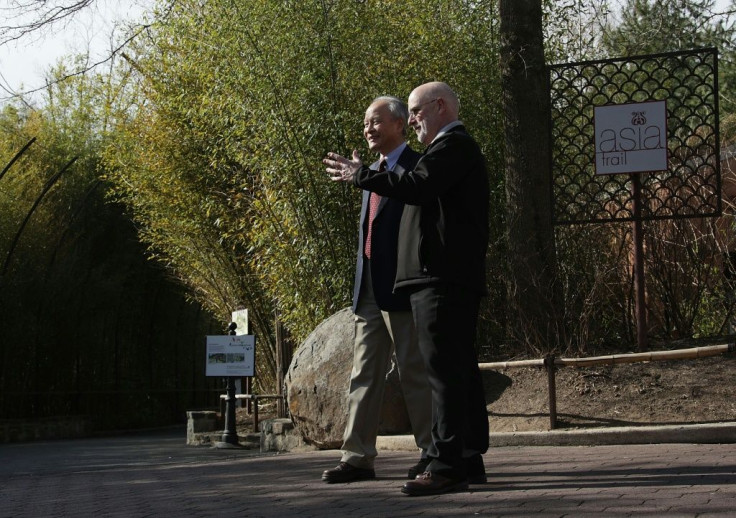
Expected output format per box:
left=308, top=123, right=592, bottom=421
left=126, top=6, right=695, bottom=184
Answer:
left=499, top=0, right=563, bottom=353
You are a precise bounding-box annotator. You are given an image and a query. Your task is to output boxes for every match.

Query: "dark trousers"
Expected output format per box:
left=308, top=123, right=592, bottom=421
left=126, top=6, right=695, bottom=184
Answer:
left=408, top=282, right=489, bottom=479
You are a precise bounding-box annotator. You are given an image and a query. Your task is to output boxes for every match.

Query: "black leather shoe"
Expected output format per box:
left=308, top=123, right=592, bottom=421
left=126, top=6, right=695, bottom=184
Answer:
left=322, top=462, right=375, bottom=483
left=401, top=471, right=469, bottom=496
left=407, top=458, right=430, bottom=479
left=466, top=454, right=487, bottom=484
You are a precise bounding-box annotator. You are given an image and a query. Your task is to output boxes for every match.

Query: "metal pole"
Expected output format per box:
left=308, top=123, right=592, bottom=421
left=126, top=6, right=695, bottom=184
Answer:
left=631, top=174, right=649, bottom=350
left=216, top=322, right=240, bottom=448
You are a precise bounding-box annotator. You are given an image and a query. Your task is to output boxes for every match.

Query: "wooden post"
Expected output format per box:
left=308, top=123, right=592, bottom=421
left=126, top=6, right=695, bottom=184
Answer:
left=245, top=376, right=252, bottom=413
left=252, top=395, right=259, bottom=432
left=631, top=174, right=649, bottom=350
left=275, top=312, right=285, bottom=418
left=545, top=354, right=557, bottom=430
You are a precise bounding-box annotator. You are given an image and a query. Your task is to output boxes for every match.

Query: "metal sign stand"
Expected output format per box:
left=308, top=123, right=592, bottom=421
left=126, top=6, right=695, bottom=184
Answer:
left=215, top=322, right=241, bottom=449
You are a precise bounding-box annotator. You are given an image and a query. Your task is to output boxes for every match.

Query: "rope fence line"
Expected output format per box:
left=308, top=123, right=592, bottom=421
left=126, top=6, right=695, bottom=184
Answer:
left=478, top=343, right=736, bottom=429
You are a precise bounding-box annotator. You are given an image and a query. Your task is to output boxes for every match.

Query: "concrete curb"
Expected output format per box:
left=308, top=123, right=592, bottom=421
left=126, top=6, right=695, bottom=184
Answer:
left=376, top=421, right=736, bottom=450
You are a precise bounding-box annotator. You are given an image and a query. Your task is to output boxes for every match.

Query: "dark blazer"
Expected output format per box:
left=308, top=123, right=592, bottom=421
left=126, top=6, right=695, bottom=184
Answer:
left=352, top=145, right=422, bottom=312
left=353, top=125, right=489, bottom=295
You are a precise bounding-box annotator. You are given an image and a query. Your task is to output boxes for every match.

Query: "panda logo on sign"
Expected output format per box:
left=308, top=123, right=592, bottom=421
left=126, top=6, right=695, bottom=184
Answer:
left=631, top=111, right=647, bottom=125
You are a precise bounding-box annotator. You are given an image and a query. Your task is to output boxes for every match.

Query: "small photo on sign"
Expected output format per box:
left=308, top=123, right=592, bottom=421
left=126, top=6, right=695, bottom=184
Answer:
left=594, top=100, right=668, bottom=175
left=208, top=353, right=226, bottom=364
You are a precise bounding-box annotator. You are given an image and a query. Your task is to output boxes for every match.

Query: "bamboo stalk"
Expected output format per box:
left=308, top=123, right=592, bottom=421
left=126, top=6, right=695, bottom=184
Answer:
left=478, top=358, right=546, bottom=370
left=479, top=343, right=735, bottom=371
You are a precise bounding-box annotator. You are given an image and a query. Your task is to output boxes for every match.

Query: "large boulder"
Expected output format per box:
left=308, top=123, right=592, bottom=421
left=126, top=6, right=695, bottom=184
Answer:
left=285, top=307, right=411, bottom=448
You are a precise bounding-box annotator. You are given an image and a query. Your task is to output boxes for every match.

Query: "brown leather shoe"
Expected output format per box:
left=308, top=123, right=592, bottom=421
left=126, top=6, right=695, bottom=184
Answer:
left=407, top=458, right=430, bottom=479
left=401, top=471, right=469, bottom=496
left=322, top=462, right=375, bottom=483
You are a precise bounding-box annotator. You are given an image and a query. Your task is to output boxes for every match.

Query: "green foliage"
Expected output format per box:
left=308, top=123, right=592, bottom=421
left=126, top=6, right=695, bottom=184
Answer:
left=104, top=0, right=507, bottom=372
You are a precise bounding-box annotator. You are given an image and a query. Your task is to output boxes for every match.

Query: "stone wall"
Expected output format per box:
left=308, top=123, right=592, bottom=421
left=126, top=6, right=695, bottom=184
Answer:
left=0, top=417, right=91, bottom=443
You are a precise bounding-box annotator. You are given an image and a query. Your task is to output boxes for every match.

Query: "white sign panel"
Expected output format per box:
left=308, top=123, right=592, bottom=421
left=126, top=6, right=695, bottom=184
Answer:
left=206, top=334, right=255, bottom=377
left=594, top=100, right=668, bottom=175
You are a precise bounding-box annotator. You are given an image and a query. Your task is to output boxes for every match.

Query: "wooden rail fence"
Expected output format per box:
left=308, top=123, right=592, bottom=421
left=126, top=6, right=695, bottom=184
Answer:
left=478, top=343, right=735, bottom=429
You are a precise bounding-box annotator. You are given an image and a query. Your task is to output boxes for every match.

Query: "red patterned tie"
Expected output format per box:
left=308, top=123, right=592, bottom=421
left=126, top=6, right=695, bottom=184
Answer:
left=365, top=160, right=386, bottom=259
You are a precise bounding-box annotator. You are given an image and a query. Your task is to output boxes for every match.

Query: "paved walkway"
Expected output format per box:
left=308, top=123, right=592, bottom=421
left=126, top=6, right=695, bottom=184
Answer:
left=1, top=428, right=735, bottom=517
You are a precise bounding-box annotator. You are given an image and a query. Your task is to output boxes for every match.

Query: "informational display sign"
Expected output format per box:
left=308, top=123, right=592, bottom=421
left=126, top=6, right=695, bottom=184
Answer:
left=594, top=100, right=668, bottom=175
left=205, top=334, right=255, bottom=377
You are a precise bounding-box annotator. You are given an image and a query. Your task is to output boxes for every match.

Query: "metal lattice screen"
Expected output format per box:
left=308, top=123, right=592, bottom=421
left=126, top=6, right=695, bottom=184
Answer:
left=549, top=48, right=721, bottom=225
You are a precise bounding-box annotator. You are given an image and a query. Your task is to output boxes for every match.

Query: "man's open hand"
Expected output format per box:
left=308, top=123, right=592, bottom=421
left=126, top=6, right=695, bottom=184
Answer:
left=324, top=150, right=362, bottom=182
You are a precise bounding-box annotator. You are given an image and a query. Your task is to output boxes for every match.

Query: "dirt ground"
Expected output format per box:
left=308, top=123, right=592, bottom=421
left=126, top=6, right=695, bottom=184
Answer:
left=236, top=350, right=736, bottom=436
left=484, top=352, right=736, bottom=432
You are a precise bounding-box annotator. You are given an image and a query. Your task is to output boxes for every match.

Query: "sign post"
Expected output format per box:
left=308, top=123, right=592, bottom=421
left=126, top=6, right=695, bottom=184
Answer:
left=207, top=325, right=255, bottom=448
left=594, top=100, right=669, bottom=350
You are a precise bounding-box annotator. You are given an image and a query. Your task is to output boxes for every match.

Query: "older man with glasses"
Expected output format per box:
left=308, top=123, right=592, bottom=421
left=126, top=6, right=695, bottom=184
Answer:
left=325, top=81, right=490, bottom=496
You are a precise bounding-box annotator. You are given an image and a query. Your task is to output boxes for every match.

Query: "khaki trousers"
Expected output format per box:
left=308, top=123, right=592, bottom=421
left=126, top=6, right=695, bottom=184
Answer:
left=340, top=266, right=432, bottom=469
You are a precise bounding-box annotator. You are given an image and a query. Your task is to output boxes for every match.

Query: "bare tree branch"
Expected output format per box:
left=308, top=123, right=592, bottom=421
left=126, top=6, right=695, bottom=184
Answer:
left=0, top=0, right=177, bottom=103
left=0, top=1, right=96, bottom=46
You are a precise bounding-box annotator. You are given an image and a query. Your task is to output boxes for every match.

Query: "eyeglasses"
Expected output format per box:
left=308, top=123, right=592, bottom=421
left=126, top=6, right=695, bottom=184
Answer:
left=409, top=98, right=438, bottom=117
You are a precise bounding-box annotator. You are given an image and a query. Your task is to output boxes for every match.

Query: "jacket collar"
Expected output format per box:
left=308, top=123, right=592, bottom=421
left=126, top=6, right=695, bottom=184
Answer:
left=425, top=123, right=466, bottom=152
left=432, top=120, right=464, bottom=143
